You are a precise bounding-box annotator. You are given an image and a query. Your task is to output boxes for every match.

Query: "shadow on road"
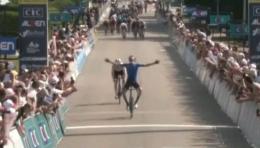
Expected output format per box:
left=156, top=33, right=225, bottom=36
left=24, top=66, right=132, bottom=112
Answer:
left=76, top=102, right=118, bottom=107
left=98, top=36, right=169, bottom=42
left=139, top=15, right=155, bottom=20
left=84, top=116, right=130, bottom=122
left=65, top=128, right=236, bottom=137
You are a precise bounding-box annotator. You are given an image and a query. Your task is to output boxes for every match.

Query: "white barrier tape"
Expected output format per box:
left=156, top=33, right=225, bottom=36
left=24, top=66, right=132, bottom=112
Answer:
left=200, top=66, right=207, bottom=84
left=190, top=50, right=197, bottom=72
left=219, top=83, right=231, bottom=112
left=226, top=95, right=241, bottom=123
left=216, top=81, right=227, bottom=105
left=204, top=69, right=211, bottom=88
left=195, top=63, right=200, bottom=77
left=184, top=46, right=191, bottom=66
left=213, top=79, right=221, bottom=99
left=187, top=48, right=194, bottom=68
left=238, top=102, right=260, bottom=146
left=208, top=74, right=216, bottom=94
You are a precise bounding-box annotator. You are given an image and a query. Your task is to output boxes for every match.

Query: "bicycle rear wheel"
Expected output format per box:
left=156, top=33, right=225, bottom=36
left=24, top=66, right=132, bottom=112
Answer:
left=129, top=95, right=134, bottom=118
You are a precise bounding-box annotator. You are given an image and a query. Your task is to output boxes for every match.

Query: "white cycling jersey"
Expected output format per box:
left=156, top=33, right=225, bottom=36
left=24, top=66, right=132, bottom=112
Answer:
left=112, top=63, right=124, bottom=72
left=120, top=22, right=128, bottom=30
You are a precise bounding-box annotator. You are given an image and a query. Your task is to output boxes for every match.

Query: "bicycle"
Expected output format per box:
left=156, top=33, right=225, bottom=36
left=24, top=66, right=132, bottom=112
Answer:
left=128, top=86, right=135, bottom=118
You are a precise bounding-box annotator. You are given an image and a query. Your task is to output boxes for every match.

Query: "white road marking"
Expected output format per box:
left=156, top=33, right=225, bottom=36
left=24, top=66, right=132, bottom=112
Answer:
left=67, top=111, right=182, bottom=115
left=160, top=49, right=166, bottom=52
left=66, top=124, right=238, bottom=130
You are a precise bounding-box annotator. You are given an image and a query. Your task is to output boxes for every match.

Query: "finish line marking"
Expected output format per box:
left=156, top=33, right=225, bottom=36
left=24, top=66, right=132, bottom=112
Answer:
left=66, top=124, right=238, bottom=130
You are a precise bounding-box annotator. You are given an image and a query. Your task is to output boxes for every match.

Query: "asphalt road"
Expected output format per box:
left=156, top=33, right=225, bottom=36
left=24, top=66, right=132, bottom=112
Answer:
left=58, top=9, right=252, bottom=148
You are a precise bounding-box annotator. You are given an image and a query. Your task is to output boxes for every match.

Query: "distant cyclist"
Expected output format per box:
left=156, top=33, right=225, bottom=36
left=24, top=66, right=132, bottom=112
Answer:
left=120, top=21, right=128, bottom=38
left=138, top=19, right=146, bottom=39
left=105, top=56, right=159, bottom=109
left=131, top=18, right=139, bottom=38
left=105, top=58, right=126, bottom=99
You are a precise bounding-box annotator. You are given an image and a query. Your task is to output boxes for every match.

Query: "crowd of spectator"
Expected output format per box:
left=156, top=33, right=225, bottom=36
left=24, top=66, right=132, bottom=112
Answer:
left=169, top=10, right=260, bottom=117
left=0, top=22, right=92, bottom=146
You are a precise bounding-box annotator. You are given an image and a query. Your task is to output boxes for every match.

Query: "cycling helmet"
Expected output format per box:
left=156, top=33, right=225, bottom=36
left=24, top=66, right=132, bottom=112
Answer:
left=115, top=58, right=123, bottom=64
left=128, top=55, right=136, bottom=62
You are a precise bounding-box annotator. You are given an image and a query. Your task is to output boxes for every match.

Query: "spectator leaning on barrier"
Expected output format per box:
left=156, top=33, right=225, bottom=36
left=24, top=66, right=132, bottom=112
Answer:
left=0, top=23, right=92, bottom=146
left=170, top=13, right=260, bottom=117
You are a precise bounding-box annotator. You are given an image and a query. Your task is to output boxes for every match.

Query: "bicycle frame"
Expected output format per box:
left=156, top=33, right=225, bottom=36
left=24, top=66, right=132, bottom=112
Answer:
left=128, top=87, right=135, bottom=118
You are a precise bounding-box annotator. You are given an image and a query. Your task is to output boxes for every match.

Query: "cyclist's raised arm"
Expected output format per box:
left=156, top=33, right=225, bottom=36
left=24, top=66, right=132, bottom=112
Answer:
left=104, top=58, right=115, bottom=65
left=139, top=60, right=160, bottom=67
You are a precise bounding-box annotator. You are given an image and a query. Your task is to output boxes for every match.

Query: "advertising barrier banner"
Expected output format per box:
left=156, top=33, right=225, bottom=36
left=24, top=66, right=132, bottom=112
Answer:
left=0, top=37, right=16, bottom=55
left=182, top=6, right=209, bottom=26
left=57, top=106, right=66, bottom=135
left=228, top=24, right=248, bottom=39
left=49, top=12, right=72, bottom=22
left=19, top=4, right=48, bottom=69
left=34, top=114, right=55, bottom=148
left=22, top=117, right=42, bottom=148
left=210, top=15, right=231, bottom=25
left=45, top=114, right=64, bottom=142
left=21, top=115, right=54, bottom=148
left=44, top=114, right=59, bottom=143
left=249, top=0, right=260, bottom=63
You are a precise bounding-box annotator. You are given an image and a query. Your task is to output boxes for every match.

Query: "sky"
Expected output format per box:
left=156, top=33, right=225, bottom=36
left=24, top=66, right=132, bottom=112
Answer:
left=0, top=0, right=10, bottom=5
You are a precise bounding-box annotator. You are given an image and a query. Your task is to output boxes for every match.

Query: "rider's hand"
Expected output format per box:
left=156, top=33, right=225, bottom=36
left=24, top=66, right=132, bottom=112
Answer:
left=105, top=58, right=110, bottom=63
left=154, top=60, right=160, bottom=64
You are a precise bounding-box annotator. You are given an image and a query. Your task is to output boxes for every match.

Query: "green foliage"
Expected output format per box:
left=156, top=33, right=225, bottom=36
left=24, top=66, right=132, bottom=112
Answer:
left=48, top=0, right=81, bottom=11
left=0, top=6, right=19, bottom=36
left=184, top=0, right=243, bottom=20
left=8, top=0, right=18, bottom=5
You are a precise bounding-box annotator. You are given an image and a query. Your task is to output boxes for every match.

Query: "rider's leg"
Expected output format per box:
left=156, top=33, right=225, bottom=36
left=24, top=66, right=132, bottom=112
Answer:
left=114, top=78, right=118, bottom=98
left=122, top=87, right=129, bottom=106
left=122, top=81, right=130, bottom=106
left=134, top=86, right=142, bottom=105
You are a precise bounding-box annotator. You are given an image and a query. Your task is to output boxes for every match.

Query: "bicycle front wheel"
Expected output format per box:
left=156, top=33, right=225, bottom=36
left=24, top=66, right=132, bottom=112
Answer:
left=129, top=95, right=134, bottom=118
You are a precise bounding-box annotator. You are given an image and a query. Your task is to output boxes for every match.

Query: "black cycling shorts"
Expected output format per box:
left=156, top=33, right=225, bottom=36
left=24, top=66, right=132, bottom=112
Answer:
left=124, top=79, right=140, bottom=89
left=113, top=70, right=124, bottom=79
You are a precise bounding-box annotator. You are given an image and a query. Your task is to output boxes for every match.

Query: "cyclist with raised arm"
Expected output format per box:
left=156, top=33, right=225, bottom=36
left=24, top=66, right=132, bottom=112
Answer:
left=105, top=55, right=159, bottom=109
left=105, top=58, right=126, bottom=99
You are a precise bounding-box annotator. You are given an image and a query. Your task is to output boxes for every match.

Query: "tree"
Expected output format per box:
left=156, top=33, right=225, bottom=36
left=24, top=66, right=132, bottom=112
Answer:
left=48, top=0, right=84, bottom=11
left=184, top=0, right=243, bottom=20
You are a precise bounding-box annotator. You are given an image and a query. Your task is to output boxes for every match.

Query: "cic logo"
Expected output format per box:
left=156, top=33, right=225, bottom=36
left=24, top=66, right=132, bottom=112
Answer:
left=23, top=7, right=44, bottom=18
left=253, top=6, right=260, bottom=16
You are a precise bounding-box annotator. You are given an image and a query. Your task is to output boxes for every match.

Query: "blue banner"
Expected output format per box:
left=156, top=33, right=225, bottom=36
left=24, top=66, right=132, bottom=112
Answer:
left=183, top=6, right=196, bottom=17
left=0, top=37, right=16, bottom=55
left=19, top=4, right=48, bottom=69
left=249, top=2, right=260, bottom=63
left=187, top=7, right=209, bottom=25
